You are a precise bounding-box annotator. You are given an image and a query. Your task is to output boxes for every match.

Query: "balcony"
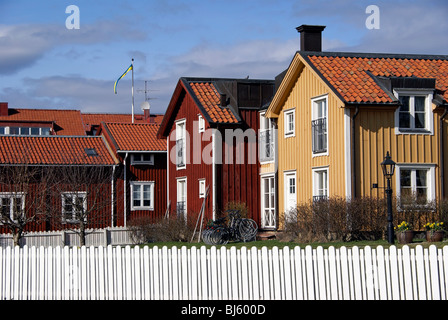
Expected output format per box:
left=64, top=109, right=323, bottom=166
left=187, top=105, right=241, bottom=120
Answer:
left=312, top=118, right=327, bottom=154
left=259, top=129, right=274, bottom=162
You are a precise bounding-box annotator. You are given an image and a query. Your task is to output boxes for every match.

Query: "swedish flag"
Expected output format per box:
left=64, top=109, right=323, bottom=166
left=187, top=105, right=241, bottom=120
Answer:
left=114, top=64, right=133, bottom=94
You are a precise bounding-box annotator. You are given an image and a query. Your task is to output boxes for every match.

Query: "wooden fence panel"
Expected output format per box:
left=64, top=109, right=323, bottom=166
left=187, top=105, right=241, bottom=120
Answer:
left=0, top=245, right=446, bottom=300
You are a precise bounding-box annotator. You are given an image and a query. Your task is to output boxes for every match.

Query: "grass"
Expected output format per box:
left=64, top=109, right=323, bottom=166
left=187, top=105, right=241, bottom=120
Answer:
left=139, top=238, right=448, bottom=250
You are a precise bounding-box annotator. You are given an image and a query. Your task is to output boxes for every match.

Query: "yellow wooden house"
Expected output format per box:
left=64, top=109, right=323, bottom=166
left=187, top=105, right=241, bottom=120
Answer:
left=266, top=25, right=448, bottom=227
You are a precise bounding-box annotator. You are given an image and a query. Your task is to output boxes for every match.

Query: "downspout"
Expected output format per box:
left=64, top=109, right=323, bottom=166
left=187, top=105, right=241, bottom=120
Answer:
left=440, top=106, right=448, bottom=198
left=351, top=106, right=359, bottom=198
left=123, top=152, right=129, bottom=227
left=111, top=165, right=116, bottom=227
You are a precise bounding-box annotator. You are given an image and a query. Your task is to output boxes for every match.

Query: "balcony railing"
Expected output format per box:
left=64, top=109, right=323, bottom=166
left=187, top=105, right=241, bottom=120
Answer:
left=259, top=129, right=274, bottom=162
left=312, top=118, right=327, bottom=154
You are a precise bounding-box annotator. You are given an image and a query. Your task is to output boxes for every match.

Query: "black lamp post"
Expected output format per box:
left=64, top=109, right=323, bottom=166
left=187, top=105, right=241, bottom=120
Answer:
left=381, top=151, right=396, bottom=244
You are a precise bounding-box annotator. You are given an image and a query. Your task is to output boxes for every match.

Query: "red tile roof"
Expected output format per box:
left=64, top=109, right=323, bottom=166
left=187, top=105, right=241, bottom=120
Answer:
left=0, top=109, right=86, bottom=135
left=188, top=82, right=239, bottom=124
left=0, top=136, right=118, bottom=165
left=102, top=122, right=166, bottom=152
left=82, top=113, right=164, bottom=126
left=304, top=53, right=448, bottom=104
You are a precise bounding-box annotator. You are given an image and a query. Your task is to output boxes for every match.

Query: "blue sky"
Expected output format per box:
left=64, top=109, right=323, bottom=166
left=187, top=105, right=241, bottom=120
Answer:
left=0, top=0, right=447, bottom=114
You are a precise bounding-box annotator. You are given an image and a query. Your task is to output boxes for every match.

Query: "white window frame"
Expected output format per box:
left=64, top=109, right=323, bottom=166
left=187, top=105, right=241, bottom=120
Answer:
left=312, top=166, right=329, bottom=201
left=131, top=153, right=154, bottom=165
left=130, top=181, right=155, bottom=211
left=176, top=119, right=187, bottom=170
left=177, top=177, right=187, bottom=220
left=0, top=126, right=51, bottom=136
left=0, top=192, right=25, bottom=224
left=61, top=191, right=87, bottom=224
left=284, top=109, right=295, bottom=138
left=198, top=178, right=206, bottom=198
left=198, top=115, right=205, bottom=133
left=311, top=95, right=329, bottom=156
left=394, top=89, right=434, bottom=135
left=395, top=164, right=435, bottom=208
left=259, top=111, right=276, bottom=164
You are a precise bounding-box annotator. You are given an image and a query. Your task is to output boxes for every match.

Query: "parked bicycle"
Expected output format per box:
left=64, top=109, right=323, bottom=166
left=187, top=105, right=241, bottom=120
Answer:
left=202, top=209, right=258, bottom=245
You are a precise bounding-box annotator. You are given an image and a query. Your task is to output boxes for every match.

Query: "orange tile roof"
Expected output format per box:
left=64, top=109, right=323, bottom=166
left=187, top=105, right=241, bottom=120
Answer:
left=103, top=122, right=166, bottom=152
left=188, top=82, right=239, bottom=124
left=0, top=109, right=86, bottom=135
left=82, top=113, right=163, bottom=127
left=0, top=135, right=118, bottom=165
left=304, top=52, right=448, bottom=104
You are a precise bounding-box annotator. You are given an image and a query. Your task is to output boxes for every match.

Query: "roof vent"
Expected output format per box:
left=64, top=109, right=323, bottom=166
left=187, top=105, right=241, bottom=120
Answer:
left=296, top=25, right=326, bottom=52
left=85, top=148, right=98, bottom=157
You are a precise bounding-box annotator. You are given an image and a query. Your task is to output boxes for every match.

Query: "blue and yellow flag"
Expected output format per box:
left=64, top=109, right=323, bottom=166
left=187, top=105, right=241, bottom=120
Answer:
left=114, top=64, right=133, bottom=94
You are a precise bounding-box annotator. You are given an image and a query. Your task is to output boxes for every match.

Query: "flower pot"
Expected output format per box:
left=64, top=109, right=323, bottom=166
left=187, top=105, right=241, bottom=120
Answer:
left=397, top=230, right=414, bottom=244
left=426, top=230, right=444, bottom=242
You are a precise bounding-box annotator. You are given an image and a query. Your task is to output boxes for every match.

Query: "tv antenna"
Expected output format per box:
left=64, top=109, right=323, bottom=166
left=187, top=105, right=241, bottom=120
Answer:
left=137, top=80, right=157, bottom=102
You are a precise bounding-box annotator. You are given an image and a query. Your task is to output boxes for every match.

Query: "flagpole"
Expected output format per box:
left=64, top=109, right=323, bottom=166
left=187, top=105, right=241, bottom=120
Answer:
left=131, top=58, right=134, bottom=123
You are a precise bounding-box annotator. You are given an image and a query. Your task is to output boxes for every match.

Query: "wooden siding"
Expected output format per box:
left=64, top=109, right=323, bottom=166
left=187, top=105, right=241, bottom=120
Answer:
left=276, top=65, right=347, bottom=219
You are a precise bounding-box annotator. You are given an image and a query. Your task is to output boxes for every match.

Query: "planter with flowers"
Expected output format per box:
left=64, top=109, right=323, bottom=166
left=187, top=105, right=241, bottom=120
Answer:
left=424, top=222, right=445, bottom=242
left=395, top=221, right=414, bottom=244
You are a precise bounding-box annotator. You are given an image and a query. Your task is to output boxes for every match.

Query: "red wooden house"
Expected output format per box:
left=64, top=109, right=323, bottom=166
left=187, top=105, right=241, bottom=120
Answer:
left=100, top=122, right=167, bottom=226
left=157, top=77, right=274, bottom=227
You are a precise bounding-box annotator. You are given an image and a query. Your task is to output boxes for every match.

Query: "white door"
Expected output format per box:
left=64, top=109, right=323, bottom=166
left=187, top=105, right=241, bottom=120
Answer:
left=261, top=176, right=276, bottom=229
left=284, top=172, right=297, bottom=222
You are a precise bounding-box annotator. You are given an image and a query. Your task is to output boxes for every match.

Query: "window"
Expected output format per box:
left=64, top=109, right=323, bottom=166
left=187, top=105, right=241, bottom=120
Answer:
left=284, top=109, right=295, bottom=137
left=199, top=179, right=206, bottom=198
left=396, top=165, right=435, bottom=208
left=61, top=192, right=87, bottom=224
left=176, top=120, right=186, bottom=169
left=312, top=96, right=328, bottom=155
left=198, top=115, right=205, bottom=133
left=0, top=126, right=51, bottom=136
left=131, top=153, right=154, bottom=165
left=395, top=90, right=433, bottom=134
left=313, top=167, right=329, bottom=201
left=0, top=193, right=25, bottom=223
left=131, top=182, right=154, bottom=210
left=177, top=178, right=187, bottom=219
left=259, top=111, right=275, bottom=162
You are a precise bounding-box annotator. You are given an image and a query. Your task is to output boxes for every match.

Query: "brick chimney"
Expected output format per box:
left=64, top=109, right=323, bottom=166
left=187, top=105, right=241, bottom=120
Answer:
left=296, top=25, right=326, bottom=52
left=0, top=102, right=8, bottom=116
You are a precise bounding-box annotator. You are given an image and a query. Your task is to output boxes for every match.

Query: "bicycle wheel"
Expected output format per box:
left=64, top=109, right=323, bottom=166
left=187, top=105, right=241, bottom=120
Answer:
left=237, top=219, right=258, bottom=242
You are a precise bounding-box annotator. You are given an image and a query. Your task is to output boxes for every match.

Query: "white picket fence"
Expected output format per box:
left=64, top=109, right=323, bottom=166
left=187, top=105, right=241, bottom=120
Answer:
left=0, top=227, right=132, bottom=248
left=0, top=244, right=447, bottom=300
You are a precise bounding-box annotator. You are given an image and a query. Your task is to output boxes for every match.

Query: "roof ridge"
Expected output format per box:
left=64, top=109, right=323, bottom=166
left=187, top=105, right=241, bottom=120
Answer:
left=300, top=50, right=448, bottom=60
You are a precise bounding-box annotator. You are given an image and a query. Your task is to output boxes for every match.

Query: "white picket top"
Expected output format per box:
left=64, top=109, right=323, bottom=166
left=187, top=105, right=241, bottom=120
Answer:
left=0, top=244, right=446, bottom=300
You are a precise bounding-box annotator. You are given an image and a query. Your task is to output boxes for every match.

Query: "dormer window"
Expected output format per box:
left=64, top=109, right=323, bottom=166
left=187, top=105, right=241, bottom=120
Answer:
left=394, top=89, right=434, bottom=135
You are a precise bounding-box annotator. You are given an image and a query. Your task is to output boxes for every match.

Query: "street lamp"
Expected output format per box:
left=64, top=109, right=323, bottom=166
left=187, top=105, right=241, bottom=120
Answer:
left=381, top=151, right=396, bottom=244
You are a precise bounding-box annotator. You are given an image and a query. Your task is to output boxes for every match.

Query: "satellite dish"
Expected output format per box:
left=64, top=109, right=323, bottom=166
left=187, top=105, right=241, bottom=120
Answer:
left=140, top=101, right=150, bottom=111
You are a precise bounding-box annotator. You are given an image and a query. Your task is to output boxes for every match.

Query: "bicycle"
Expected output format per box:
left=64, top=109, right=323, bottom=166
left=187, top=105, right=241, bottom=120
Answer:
left=202, top=209, right=258, bottom=245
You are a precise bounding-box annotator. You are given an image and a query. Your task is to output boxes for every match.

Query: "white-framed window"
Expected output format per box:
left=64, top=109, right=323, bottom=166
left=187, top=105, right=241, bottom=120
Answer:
left=284, top=109, right=295, bottom=138
left=259, top=111, right=276, bottom=163
left=131, top=153, right=154, bottom=165
left=395, top=164, right=435, bottom=208
left=394, top=89, right=434, bottom=134
left=198, top=115, right=205, bottom=133
left=131, top=181, right=154, bottom=211
left=177, top=178, right=187, bottom=220
left=0, top=126, right=51, bottom=136
left=61, top=192, right=87, bottom=224
left=312, top=167, right=329, bottom=201
left=0, top=192, right=25, bottom=223
left=176, top=119, right=187, bottom=169
left=199, top=178, right=206, bottom=198
left=311, top=95, right=328, bottom=155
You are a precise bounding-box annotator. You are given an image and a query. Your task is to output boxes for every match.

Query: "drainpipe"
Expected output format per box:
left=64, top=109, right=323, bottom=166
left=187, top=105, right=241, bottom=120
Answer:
left=351, top=106, right=359, bottom=198
left=111, top=165, right=116, bottom=227
left=440, top=106, right=448, bottom=198
left=123, top=152, right=129, bottom=227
